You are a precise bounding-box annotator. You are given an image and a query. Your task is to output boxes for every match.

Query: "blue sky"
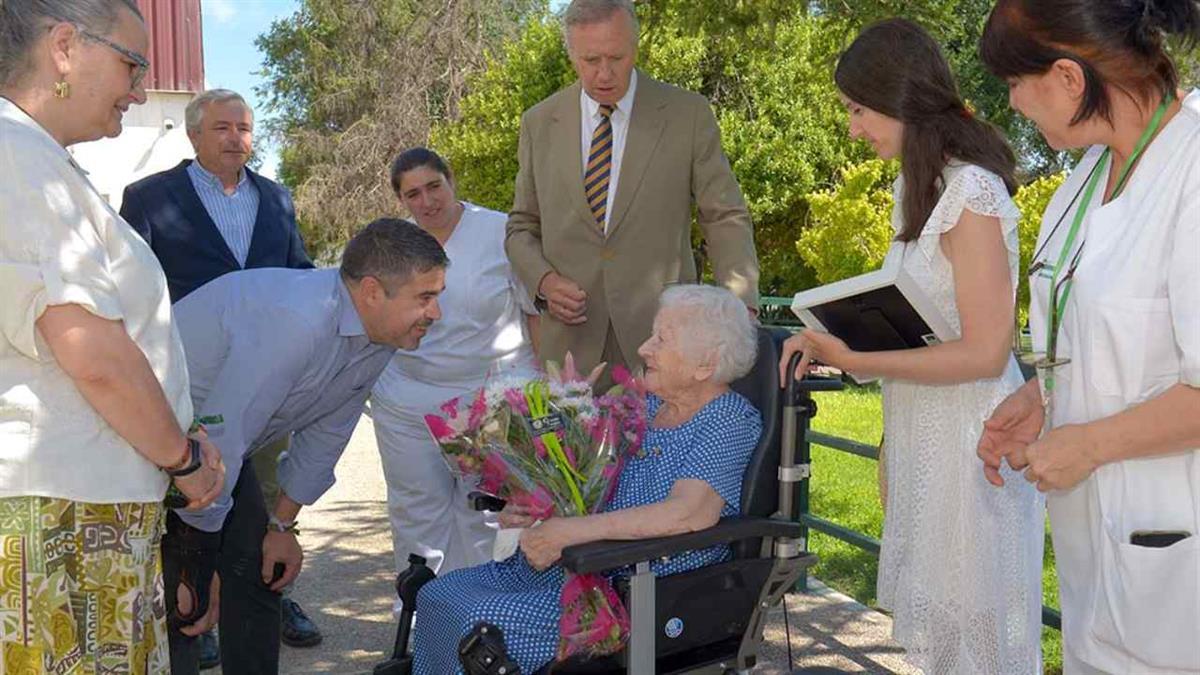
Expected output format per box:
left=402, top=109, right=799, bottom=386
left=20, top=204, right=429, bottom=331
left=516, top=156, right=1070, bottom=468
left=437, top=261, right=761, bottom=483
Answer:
left=201, top=0, right=300, bottom=180
left=202, top=0, right=569, bottom=180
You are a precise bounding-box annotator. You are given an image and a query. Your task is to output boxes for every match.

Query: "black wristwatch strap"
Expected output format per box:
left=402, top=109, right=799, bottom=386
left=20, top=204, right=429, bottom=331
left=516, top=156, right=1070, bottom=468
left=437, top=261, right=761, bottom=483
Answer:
left=165, top=438, right=203, bottom=477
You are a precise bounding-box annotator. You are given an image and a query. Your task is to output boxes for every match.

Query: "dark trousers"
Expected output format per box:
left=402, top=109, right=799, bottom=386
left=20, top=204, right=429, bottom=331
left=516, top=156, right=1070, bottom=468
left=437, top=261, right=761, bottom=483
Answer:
left=165, top=464, right=282, bottom=675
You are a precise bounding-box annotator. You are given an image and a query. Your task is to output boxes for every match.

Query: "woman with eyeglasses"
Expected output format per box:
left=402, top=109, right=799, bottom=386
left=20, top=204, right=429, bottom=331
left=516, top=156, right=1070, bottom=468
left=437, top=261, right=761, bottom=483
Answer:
left=0, top=1, right=224, bottom=671
left=977, top=1, right=1200, bottom=672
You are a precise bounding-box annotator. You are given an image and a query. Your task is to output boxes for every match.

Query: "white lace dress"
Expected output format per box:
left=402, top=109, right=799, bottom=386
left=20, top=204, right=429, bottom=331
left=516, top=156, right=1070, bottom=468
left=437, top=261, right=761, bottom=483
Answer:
left=877, top=163, right=1045, bottom=674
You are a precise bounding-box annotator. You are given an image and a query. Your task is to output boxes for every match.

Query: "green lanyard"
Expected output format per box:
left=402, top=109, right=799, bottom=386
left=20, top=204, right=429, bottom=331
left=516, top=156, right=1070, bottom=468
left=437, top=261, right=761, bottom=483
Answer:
left=1044, top=95, right=1174, bottom=367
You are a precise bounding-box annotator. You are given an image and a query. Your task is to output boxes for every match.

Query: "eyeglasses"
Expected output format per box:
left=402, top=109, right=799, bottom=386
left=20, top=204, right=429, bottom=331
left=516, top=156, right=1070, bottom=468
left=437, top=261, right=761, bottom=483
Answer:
left=79, top=29, right=149, bottom=91
left=46, top=18, right=150, bottom=92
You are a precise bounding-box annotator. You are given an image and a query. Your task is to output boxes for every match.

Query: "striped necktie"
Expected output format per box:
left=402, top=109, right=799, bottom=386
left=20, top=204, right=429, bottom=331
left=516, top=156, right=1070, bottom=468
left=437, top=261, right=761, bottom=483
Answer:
left=585, top=104, right=615, bottom=229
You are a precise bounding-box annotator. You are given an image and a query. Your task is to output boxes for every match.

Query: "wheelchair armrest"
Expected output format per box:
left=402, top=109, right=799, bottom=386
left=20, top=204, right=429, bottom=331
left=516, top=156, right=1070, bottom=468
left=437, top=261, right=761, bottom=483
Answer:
left=558, top=516, right=804, bottom=575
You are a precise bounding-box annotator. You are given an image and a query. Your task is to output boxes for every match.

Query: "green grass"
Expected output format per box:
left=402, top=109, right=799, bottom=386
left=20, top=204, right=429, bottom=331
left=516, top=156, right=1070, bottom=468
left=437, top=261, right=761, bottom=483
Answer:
left=805, top=384, right=1064, bottom=674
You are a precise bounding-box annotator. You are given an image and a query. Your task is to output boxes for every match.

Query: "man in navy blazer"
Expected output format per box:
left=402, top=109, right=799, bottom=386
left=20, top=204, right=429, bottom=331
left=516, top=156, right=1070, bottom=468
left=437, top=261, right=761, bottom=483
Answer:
left=120, top=89, right=321, bottom=670
left=121, top=160, right=313, bottom=303
left=120, top=100, right=313, bottom=304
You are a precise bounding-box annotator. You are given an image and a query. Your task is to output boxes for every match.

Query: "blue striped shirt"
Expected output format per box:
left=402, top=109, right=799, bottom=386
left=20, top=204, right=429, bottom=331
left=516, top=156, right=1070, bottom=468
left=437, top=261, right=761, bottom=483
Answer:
left=186, top=160, right=260, bottom=266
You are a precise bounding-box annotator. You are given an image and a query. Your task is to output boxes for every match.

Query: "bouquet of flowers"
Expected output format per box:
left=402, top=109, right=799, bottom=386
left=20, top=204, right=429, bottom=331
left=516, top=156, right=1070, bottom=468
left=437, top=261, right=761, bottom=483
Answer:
left=424, top=355, right=647, bottom=660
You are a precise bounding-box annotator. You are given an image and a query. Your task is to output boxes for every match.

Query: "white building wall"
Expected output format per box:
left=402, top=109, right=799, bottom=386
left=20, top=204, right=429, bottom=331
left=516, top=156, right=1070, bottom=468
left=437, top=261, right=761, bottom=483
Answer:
left=70, top=91, right=196, bottom=211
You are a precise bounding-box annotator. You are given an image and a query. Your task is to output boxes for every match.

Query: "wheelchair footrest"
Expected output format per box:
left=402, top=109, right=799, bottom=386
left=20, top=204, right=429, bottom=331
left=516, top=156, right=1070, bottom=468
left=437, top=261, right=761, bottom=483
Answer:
left=459, top=622, right=522, bottom=675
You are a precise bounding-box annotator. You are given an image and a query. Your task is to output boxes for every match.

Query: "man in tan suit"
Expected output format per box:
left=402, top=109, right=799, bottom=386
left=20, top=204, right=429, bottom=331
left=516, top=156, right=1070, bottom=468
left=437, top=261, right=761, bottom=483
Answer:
left=505, top=0, right=759, bottom=381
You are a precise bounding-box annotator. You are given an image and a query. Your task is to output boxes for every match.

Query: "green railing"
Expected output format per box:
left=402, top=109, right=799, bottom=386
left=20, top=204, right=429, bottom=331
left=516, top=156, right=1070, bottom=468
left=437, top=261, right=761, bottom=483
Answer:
left=757, top=297, right=1063, bottom=632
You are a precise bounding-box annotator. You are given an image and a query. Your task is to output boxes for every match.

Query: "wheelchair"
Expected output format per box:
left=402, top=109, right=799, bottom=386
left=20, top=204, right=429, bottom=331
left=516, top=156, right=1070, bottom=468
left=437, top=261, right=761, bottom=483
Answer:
left=374, top=327, right=840, bottom=674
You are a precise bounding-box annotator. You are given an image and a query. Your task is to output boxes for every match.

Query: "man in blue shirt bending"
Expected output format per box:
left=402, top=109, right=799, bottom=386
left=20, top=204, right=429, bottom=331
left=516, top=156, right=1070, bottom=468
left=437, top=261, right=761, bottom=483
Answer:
left=163, top=218, right=447, bottom=675
left=122, top=88, right=321, bottom=661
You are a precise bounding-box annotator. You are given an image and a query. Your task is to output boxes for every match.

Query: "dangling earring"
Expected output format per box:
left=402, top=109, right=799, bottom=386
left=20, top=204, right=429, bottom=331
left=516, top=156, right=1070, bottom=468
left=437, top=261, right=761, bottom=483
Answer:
left=54, top=80, right=70, bottom=99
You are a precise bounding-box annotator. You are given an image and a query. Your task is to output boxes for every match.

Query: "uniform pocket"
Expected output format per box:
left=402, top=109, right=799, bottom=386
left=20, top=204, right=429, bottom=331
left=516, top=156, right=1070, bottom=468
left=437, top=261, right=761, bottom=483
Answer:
left=1087, top=298, right=1175, bottom=399
left=1092, top=529, right=1200, bottom=669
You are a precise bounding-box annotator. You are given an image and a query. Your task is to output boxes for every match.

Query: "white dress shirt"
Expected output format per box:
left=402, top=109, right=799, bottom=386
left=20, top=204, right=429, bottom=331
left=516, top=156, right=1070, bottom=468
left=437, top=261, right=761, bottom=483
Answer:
left=579, top=70, right=638, bottom=233
left=0, top=97, right=192, bottom=503
left=1029, top=89, right=1200, bottom=673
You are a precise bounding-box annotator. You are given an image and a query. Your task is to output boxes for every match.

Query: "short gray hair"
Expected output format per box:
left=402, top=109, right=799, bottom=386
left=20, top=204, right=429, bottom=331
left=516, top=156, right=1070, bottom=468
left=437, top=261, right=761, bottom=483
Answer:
left=562, top=0, right=639, bottom=49
left=659, top=285, right=757, bottom=384
left=0, top=0, right=141, bottom=88
left=340, top=218, right=449, bottom=294
left=185, top=89, right=252, bottom=134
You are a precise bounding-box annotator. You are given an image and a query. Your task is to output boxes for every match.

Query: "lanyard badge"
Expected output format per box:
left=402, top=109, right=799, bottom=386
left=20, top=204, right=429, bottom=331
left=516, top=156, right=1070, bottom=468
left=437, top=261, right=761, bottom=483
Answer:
left=1031, top=95, right=1174, bottom=430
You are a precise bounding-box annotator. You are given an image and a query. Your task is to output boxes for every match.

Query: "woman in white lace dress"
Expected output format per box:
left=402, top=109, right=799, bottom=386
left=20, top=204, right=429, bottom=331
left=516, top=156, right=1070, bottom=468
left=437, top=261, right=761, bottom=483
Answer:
left=780, top=19, right=1044, bottom=674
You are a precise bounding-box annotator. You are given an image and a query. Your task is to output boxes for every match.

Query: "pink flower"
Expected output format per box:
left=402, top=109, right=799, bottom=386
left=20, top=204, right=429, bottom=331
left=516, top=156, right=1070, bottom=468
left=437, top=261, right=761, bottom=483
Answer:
left=425, top=414, right=455, bottom=441
left=439, top=397, right=461, bottom=419
left=467, top=389, right=488, bottom=429
left=479, top=453, right=510, bottom=494
left=532, top=436, right=549, bottom=460
left=601, top=463, right=620, bottom=483
left=503, top=388, right=530, bottom=415
left=558, top=574, right=629, bottom=659
left=561, top=352, right=583, bottom=383
left=511, top=486, right=555, bottom=520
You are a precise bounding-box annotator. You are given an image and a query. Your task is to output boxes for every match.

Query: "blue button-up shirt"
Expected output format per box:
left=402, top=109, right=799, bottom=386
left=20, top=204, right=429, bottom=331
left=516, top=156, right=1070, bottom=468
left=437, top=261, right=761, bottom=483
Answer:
left=172, top=268, right=395, bottom=532
left=186, top=160, right=260, bottom=267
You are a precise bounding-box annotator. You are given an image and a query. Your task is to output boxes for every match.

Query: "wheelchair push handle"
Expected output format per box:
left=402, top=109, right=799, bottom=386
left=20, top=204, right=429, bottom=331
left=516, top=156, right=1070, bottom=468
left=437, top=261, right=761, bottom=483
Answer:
left=784, top=351, right=844, bottom=404
left=469, top=491, right=508, bottom=513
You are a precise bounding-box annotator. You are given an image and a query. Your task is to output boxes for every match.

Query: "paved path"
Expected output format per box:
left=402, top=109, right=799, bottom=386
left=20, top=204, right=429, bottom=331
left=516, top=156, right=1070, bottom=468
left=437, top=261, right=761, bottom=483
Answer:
left=230, top=414, right=918, bottom=674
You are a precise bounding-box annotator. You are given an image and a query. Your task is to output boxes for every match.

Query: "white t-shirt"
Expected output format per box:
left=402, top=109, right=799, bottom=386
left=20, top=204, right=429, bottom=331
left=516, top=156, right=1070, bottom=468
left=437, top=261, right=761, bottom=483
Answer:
left=1030, top=90, right=1200, bottom=673
left=372, top=202, right=537, bottom=403
left=0, top=97, right=192, bottom=503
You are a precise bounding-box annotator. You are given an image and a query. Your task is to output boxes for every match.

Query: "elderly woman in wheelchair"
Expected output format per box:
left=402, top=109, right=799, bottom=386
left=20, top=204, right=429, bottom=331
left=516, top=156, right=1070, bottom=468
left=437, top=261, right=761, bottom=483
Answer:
left=410, top=285, right=762, bottom=674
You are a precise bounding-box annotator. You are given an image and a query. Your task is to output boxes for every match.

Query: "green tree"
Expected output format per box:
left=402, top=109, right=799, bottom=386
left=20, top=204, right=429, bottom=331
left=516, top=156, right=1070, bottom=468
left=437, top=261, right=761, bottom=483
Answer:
left=256, top=0, right=544, bottom=260
left=1013, top=171, right=1067, bottom=324
left=797, top=159, right=896, bottom=285
left=430, top=17, right=573, bottom=212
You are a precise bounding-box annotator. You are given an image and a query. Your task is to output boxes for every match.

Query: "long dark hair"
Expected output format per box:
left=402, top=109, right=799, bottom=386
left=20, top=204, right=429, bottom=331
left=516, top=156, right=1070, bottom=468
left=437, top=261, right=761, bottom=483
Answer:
left=980, top=0, right=1200, bottom=125
left=836, top=19, right=1018, bottom=242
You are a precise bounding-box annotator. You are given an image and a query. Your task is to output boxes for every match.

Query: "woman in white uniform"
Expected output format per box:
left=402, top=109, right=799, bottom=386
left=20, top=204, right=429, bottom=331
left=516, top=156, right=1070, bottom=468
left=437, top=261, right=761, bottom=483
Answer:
left=780, top=20, right=1044, bottom=674
left=372, top=148, right=539, bottom=581
left=978, top=1, right=1200, bottom=672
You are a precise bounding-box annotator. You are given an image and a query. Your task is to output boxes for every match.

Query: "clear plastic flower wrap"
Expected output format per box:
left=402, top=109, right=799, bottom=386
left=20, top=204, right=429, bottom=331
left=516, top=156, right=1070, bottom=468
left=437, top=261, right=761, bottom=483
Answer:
left=423, top=355, right=647, bottom=659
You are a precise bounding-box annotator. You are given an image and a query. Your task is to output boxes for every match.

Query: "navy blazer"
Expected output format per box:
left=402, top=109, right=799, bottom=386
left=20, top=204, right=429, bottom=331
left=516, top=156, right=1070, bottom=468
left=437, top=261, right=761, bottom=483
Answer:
left=120, top=159, right=314, bottom=303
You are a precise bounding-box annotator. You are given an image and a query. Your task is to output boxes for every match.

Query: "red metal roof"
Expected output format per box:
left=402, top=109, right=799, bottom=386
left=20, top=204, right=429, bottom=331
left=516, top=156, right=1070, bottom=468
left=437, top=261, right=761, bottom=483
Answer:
left=137, top=0, right=204, bottom=93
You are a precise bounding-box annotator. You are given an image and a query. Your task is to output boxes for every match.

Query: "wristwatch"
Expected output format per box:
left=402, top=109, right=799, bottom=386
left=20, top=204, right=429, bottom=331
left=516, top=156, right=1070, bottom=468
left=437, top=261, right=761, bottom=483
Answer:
left=267, top=514, right=299, bottom=535
left=164, top=437, right=203, bottom=477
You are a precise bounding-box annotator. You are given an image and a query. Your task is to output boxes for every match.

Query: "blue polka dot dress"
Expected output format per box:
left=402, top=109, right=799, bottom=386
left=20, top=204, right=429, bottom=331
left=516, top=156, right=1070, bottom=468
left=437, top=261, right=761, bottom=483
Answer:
left=411, top=391, right=762, bottom=674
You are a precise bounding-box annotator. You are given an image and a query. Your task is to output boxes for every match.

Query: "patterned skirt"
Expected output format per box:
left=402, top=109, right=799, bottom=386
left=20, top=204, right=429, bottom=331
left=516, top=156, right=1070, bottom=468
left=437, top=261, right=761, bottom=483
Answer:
left=0, top=496, right=169, bottom=674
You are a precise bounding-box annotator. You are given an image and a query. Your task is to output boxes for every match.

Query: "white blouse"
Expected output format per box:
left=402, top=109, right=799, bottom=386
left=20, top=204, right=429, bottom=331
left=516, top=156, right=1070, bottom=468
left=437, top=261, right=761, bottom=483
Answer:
left=1030, top=90, right=1200, bottom=673
left=0, top=98, right=192, bottom=504
left=372, top=202, right=537, bottom=402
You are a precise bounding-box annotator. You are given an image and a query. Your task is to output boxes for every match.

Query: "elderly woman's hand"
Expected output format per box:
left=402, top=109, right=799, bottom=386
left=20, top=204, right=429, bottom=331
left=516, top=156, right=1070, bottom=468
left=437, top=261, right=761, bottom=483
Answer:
left=778, top=329, right=857, bottom=383
left=519, top=518, right=573, bottom=571
left=498, top=503, right=537, bottom=529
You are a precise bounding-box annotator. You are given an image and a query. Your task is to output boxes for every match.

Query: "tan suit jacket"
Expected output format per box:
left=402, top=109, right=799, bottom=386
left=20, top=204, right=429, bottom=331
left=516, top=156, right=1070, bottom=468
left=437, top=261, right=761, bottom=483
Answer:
left=506, top=71, right=759, bottom=373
